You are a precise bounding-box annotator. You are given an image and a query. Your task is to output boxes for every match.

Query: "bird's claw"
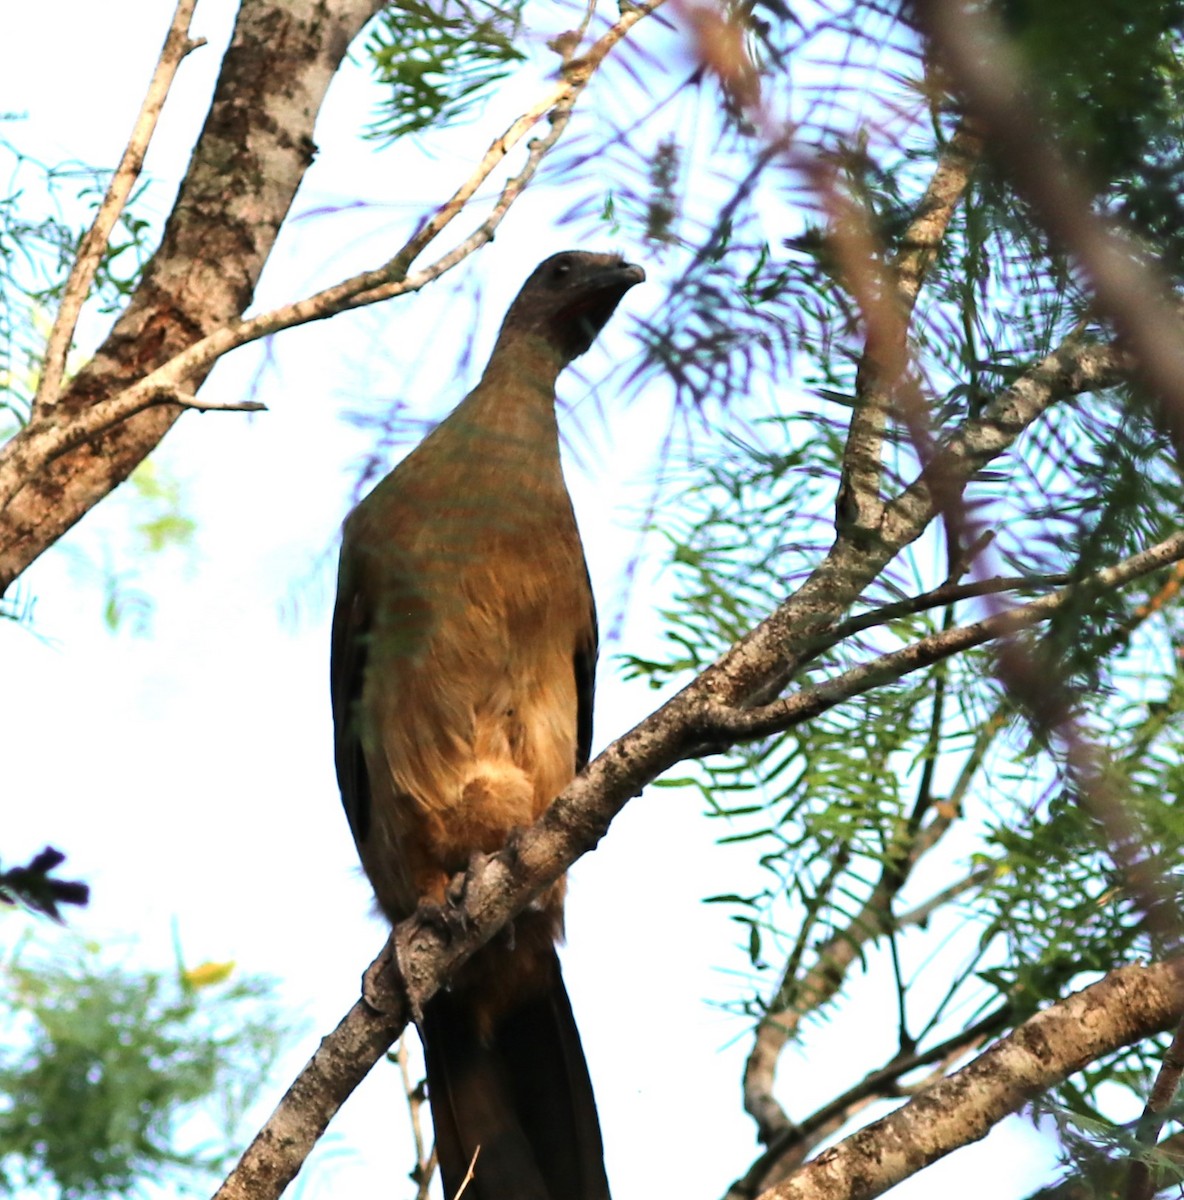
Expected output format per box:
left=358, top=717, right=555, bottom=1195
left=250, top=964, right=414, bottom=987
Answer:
left=445, top=871, right=469, bottom=911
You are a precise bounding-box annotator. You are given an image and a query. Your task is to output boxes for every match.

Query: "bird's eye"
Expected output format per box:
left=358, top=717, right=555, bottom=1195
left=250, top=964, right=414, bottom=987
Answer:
left=553, top=260, right=572, bottom=279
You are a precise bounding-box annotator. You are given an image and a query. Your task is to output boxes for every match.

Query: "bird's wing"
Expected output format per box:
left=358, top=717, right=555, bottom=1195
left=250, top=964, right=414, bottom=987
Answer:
left=574, top=567, right=599, bottom=773
left=330, top=540, right=373, bottom=845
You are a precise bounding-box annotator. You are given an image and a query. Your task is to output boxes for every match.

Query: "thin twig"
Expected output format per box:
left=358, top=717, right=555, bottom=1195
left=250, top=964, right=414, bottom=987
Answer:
left=700, top=528, right=1184, bottom=744
left=567, top=0, right=599, bottom=55
left=754, top=1033, right=977, bottom=1198
left=1126, top=1016, right=1184, bottom=1200
left=0, top=382, right=262, bottom=484
left=897, top=866, right=992, bottom=930
left=179, top=395, right=267, bottom=413
left=743, top=834, right=908, bottom=1141
left=741, top=853, right=988, bottom=1152
left=798, top=572, right=1070, bottom=666
left=1116, top=559, right=1184, bottom=642
left=393, top=1036, right=436, bottom=1200
left=33, top=0, right=202, bottom=412
left=452, top=1148, right=481, bottom=1200
left=742, top=846, right=852, bottom=1141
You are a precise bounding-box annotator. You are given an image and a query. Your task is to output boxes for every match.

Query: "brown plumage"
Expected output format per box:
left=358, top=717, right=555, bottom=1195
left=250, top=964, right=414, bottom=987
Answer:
left=331, top=250, right=644, bottom=1200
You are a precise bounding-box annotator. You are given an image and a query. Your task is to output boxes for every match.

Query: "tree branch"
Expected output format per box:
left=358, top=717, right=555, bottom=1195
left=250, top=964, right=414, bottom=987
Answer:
left=697, top=325, right=1123, bottom=717
left=1126, top=1015, right=1184, bottom=1200
left=211, top=991, right=407, bottom=1200
left=32, top=0, right=204, bottom=413
left=733, top=1005, right=1011, bottom=1200
left=699, top=528, right=1184, bottom=744
left=740, top=850, right=989, bottom=1158
left=0, top=1, right=667, bottom=571
left=755, top=959, right=1184, bottom=1200
left=801, top=572, right=1071, bottom=665
left=0, top=0, right=387, bottom=589
left=834, top=123, right=983, bottom=541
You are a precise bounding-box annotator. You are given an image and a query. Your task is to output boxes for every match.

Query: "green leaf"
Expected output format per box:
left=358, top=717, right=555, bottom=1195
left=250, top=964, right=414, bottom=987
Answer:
left=364, top=2, right=528, bottom=143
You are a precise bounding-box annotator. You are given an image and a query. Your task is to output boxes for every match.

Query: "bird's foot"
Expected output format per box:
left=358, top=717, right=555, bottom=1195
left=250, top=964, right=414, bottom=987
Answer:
left=500, top=825, right=529, bottom=865
left=417, top=896, right=466, bottom=941
left=390, top=894, right=471, bottom=1025
left=360, top=931, right=401, bottom=1015
left=439, top=849, right=501, bottom=931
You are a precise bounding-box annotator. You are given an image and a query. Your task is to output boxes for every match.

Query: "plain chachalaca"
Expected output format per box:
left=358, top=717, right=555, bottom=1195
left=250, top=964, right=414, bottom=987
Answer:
left=331, top=250, right=644, bottom=1200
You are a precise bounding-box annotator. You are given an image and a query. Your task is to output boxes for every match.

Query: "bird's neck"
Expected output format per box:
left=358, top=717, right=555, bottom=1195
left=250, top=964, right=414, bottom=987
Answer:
left=479, top=331, right=566, bottom=400
left=432, top=331, right=568, bottom=499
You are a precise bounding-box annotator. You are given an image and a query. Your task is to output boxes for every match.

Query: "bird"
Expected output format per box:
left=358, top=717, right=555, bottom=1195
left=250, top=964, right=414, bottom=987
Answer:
left=330, top=250, right=644, bottom=1200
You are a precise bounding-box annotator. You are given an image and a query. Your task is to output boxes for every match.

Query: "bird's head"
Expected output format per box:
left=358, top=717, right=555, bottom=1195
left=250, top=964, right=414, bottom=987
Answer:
left=498, top=250, right=645, bottom=365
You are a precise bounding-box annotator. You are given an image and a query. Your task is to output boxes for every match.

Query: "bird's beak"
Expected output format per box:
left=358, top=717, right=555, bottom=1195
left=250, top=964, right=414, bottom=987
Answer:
left=604, top=261, right=646, bottom=290
left=575, top=260, right=645, bottom=307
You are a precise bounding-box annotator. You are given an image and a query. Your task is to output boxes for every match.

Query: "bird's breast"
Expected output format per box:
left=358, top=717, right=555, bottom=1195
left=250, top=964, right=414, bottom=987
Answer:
left=358, top=490, right=590, bottom=890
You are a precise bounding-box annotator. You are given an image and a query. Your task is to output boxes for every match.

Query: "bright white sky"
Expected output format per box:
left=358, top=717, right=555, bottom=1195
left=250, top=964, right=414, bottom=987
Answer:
left=2, top=3, right=1062, bottom=1197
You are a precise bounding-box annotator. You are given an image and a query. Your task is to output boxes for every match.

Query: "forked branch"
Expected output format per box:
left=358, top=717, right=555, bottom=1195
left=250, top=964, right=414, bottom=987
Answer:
left=32, top=0, right=204, bottom=412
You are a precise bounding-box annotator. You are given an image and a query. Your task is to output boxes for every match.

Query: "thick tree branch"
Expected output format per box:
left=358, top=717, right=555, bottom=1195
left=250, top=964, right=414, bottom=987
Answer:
left=33, top=0, right=204, bottom=413
left=754, top=959, right=1184, bottom=1200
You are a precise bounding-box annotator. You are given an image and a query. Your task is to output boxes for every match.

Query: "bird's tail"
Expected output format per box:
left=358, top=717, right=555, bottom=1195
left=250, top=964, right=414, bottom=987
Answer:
left=420, top=943, right=610, bottom=1200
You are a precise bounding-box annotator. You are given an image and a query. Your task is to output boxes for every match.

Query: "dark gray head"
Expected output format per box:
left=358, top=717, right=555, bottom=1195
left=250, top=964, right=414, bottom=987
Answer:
left=497, top=250, right=645, bottom=365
